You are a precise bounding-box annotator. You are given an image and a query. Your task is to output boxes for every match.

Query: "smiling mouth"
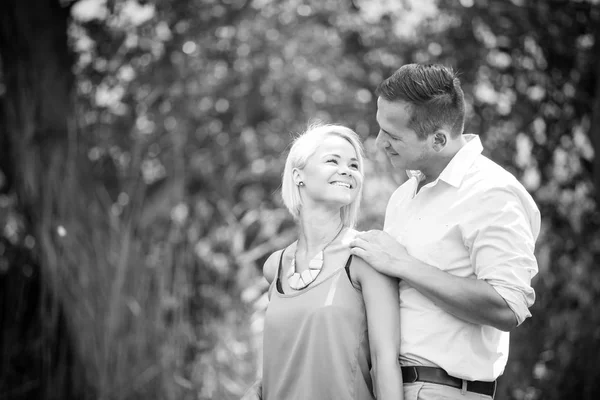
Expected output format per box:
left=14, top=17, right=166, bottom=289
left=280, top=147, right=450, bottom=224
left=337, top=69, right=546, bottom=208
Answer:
left=330, top=181, right=353, bottom=189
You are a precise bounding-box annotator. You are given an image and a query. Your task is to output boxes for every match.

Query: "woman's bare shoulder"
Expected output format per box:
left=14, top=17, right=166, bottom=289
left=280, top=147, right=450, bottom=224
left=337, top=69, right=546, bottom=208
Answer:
left=263, top=248, right=285, bottom=284
left=340, top=227, right=361, bottom=246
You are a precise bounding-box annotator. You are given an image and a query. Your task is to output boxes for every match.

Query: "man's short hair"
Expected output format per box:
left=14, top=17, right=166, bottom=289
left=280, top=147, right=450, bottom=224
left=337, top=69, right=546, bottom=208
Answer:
left=376, top=63, right=466, bottom=139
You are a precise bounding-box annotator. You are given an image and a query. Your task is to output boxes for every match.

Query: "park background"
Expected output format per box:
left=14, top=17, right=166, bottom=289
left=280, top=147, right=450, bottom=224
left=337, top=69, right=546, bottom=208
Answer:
left=1, top=0, right=599, bottom=399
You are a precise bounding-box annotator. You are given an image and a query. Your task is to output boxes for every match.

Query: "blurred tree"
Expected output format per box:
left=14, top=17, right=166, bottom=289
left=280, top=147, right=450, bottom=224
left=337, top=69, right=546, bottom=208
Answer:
left=1, top=0, right=190, bottom=399
left=0, top=0, right=87, bottom=398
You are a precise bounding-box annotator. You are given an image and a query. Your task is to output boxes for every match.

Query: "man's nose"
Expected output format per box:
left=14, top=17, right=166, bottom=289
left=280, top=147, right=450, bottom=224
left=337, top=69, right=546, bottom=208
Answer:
left=375, top=131, right=387, bottom=150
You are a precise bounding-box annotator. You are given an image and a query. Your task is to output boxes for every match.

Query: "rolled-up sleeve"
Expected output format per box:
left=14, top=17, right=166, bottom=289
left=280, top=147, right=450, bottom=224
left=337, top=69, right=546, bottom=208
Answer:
left=464, top=185, right=541, bottom=326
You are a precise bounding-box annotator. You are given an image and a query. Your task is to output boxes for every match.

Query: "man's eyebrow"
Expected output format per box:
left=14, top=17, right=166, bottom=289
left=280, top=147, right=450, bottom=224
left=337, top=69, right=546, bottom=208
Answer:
left=381, top=128, right=399, bottom=138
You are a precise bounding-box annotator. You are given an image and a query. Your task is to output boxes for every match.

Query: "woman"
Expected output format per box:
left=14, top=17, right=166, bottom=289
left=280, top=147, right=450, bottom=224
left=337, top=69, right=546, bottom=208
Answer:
left=244, top=123, right=403, bottom=400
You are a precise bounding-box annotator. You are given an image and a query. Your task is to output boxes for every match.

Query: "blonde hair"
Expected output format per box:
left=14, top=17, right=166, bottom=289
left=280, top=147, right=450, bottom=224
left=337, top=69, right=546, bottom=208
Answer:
left=281, top=123, right=365, bottom=228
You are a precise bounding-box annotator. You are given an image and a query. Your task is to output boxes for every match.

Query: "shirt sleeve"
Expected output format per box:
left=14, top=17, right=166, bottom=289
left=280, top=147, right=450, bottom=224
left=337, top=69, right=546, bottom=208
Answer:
left=462, top=184, right=541, bottom=326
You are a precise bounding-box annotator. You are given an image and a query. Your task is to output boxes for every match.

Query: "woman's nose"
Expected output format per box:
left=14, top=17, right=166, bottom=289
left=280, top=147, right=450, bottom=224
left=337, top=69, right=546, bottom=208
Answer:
left=339, top=165, right=350, bottom=175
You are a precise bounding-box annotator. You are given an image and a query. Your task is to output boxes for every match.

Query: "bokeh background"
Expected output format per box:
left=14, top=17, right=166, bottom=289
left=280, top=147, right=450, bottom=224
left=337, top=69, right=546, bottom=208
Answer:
left=1, top=0, right=599, bottom=399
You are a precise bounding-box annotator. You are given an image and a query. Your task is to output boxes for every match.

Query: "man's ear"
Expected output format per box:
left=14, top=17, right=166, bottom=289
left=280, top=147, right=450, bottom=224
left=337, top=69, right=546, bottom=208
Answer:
left=431, top=130, right=448, bottom=152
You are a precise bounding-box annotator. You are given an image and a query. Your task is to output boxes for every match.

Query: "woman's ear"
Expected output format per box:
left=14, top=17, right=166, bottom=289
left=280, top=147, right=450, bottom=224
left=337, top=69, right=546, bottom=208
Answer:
left=432, top=130, right=448, bottom=152
left=292, top=168, right=304, bottom=186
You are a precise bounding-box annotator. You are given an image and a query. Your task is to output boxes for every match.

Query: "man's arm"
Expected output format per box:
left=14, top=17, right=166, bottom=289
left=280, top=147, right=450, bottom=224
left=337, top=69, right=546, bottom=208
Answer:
left=350, top=231, right=517, bottom=331
left=351, top=184, right=539, bottom=332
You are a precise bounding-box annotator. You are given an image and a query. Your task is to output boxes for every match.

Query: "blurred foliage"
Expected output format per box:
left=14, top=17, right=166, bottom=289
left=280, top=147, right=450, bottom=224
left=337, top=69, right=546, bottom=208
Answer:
left=1, top=0, right=600, bottom=399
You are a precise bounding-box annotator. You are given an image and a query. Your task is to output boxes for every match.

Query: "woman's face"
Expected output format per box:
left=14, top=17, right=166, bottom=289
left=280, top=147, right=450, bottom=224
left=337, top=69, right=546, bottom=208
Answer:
left=295, top=135, right=363, bottom=209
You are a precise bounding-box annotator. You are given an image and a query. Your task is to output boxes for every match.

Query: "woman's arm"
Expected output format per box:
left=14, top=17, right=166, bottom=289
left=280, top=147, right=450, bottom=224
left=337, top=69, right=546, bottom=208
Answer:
left=241, top=250, right=283, bottom=400
left=240, top=379, right=262, bottom=400
left=352, top=256, right=404, bottom=400
left=262, top=250, right=283, bottom=284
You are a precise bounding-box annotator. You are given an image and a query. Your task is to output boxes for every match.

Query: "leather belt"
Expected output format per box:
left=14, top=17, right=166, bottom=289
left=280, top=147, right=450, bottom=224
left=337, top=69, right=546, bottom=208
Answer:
left=401, top=366, right=496, bottom=398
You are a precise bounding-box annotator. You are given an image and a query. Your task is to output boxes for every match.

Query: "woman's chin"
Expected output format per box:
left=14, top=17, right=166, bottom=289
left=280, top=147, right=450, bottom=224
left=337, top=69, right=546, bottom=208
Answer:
left=329, top=194, right=357, bottom=208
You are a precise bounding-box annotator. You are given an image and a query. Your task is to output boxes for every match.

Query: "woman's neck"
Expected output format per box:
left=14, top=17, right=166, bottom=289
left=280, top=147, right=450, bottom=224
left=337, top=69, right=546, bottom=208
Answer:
left=296, top=208, right=343, bottom=254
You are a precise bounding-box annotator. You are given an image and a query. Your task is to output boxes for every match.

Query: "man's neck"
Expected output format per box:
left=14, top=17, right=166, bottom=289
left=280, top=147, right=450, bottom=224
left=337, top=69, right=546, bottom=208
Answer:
left=417, top=134, right=468, bottom=189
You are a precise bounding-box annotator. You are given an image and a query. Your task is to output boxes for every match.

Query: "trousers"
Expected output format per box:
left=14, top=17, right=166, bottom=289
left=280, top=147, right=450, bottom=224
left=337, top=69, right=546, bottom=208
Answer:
left=404, top=382, right=494, bottom=400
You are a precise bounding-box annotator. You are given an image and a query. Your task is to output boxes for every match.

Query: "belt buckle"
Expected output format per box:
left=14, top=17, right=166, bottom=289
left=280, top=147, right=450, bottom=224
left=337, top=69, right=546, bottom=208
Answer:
left=466, top=379, right=497, bottom=398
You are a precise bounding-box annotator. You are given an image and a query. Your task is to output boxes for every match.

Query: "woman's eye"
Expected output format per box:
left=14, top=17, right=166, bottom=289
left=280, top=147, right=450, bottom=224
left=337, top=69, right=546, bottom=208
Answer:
left=326, top=159, right=338, bottom=164
left=350, top=163, right=359, bottom=169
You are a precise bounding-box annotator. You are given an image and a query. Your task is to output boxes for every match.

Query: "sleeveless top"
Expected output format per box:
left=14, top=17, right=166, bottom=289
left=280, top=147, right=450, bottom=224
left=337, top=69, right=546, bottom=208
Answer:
left=262, top=250, right=374, bottom=400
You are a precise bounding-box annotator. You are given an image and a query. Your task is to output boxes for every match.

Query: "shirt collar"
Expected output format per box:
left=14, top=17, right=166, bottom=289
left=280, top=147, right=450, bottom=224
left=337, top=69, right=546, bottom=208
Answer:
left=406, top=169, right=424, bottom=181
left=405, top=134, right=483, bottom=187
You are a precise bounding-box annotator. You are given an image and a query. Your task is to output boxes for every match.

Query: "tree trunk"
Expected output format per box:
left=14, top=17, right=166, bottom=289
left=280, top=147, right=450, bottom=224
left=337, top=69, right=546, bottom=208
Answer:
left=591, top=7, right=600, bottom=207
left=0, top=0, right=88, bottom=398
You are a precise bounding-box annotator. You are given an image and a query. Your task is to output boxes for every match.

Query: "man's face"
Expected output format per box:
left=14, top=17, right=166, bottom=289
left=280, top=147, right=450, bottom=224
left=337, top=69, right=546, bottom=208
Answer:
left=375, top=97, right=431, bottom=171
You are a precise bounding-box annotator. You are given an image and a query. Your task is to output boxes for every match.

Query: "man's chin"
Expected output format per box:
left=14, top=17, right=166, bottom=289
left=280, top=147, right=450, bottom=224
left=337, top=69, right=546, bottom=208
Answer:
left=389, top=157, right=406, bottom=170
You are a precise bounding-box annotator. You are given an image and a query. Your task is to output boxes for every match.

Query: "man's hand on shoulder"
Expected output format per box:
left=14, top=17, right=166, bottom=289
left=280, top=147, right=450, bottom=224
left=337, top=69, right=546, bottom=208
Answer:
left=349, top=230, right=413, bottom=278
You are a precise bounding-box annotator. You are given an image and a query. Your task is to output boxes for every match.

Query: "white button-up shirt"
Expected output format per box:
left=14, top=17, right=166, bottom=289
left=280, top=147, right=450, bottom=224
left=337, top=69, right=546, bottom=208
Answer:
left=384, top=134, right=540, bottom=381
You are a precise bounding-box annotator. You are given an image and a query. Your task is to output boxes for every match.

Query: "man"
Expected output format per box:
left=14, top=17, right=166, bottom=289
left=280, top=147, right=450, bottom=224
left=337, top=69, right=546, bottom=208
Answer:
left=350, top=63, right=540, bottom=400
